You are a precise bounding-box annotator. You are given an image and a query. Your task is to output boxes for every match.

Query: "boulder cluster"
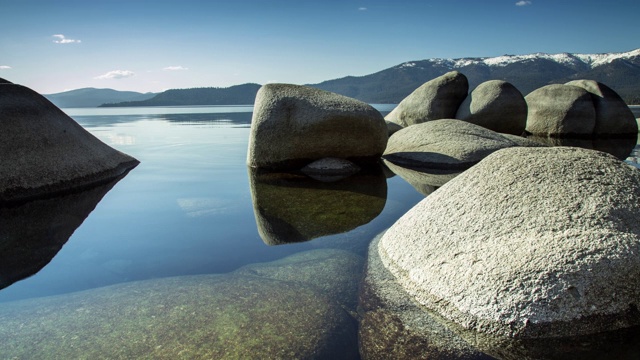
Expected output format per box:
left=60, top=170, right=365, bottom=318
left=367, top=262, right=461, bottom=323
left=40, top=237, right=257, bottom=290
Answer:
left=247, top=74, right=640, bottom=356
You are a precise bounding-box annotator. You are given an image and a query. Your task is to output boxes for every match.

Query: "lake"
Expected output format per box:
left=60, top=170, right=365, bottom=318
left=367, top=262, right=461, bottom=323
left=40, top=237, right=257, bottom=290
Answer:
left=1, top=105, right=639, bottom=359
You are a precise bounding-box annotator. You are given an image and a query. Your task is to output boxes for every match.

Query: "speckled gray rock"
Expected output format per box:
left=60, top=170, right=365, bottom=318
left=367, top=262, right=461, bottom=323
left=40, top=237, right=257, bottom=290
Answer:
left=247, top=83, right=387, bottom=170
left=385, top=71, right=468, bottom=127
left=0, top=84, right=139, bottom=203
left=566, top=79, right=638, bottom=135
left=0, top=250, right=361, bottom=359
left=380, top=146, right=640, bottom=339
left=383, top=119, right=527, bottom=170
left=359, top=232, right=492, bottom=360
left=456, top=80, right=527, bottom=135
left=524, top=84, right=596, bottom=136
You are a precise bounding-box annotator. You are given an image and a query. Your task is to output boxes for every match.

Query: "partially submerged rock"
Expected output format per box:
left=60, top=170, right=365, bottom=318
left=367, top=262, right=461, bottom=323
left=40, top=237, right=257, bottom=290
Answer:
left=456, top=80, right=527, bottom=135
left=247, top=83, right=387, bottom=170
left=385, top=71, right=469, bottom=127
left=524, top=84, right=596, bottom=136
left=0, top=84, right=139, bottom=203
left=380, top=146, right=640, bottom=339
left=383, top=119, right=530, bottom=170
left=359, top=232, right=491, bottom=360
left=237, top=248, right=364, bottom=312
left=0, top=249, right=361, bottom=359
left=566, top=79, right=638, bottom=136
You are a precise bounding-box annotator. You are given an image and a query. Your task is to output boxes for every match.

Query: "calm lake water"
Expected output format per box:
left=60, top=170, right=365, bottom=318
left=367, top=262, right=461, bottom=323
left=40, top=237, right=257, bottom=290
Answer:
left=1, top=105, right=638, bottom=359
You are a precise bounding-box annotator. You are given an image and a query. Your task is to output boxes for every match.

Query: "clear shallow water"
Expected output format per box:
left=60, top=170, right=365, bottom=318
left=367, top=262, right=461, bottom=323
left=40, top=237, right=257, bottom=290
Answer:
left=0, top=105, right=421, bottom=303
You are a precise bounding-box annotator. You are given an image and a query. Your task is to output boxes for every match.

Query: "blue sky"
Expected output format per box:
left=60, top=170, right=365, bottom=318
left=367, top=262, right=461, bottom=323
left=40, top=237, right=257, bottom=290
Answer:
left=1, top=0, right=638, bottom=94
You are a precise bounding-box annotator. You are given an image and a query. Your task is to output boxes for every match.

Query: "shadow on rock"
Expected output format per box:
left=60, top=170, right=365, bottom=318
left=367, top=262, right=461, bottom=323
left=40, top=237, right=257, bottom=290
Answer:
left=383, top=160, right=461, bottom=196
left=526, top=135, right=637, bottom=160
left=248, top=166, right=387, bottom=245
left=0, top=172, right=131, bottom=290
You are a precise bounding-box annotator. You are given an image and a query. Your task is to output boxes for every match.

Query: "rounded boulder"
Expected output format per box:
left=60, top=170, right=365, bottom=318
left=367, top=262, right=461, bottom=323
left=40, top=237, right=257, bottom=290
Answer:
left=0, top=84, right=139, bottom=203
left=566, top=79, right=638, bottom=136
left=385, top=71, right=469, bottom=127
left=456, top=80, right=527, bottom=135
left=383, top=119, right=526, bottom=170
left=524, top=84, right=596, bottom=136
left=380, top=146, right=640, bottom=339
left=247, top=83, right=387, bottom=170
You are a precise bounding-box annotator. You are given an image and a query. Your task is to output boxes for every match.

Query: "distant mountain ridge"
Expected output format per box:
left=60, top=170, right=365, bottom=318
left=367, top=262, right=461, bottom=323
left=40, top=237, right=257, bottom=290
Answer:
left=99, top=84, right=261, bottom=107
left=43, top=49, right=640, bottom=107
left=311, top=48, right=640, bottom=104
left=44, top=88, right=157, bottom=108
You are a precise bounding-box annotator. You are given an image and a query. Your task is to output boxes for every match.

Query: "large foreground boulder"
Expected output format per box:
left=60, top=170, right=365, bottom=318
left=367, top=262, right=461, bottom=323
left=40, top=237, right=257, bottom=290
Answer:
left=566, top=79, right=638, bottom=135
left=359, top=232, right=492, bottom=359
left=385, top=71, right=468, bottom=127
left=456, top=80, right=527, bottom=135
left=0, top=249, right=361, bottom=359
left=524, top=84, right=596, bottom=136
left=380, top=147, right=640, bottom=339
left=383, top=119, right=542, bottom=170
left=0, top=84, right=139, bottom=203
left=247, top=83, right=387, bottom=170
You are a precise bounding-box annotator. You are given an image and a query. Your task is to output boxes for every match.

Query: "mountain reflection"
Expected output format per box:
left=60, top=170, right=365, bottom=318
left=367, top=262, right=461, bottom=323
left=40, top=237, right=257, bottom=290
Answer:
left=248, top=166, right=387, bottom=245
left=0, top=175, right=128, bottom=290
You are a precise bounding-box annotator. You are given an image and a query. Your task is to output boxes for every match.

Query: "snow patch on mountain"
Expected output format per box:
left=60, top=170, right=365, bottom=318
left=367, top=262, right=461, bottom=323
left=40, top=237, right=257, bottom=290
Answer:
left=396, top=49, right=640, bottom=70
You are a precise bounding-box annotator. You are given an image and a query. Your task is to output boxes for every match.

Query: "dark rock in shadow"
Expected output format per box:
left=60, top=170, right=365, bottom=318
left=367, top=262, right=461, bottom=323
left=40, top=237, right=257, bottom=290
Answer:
left=383, top=160, right=461, bottom=196
left=0, top=83, right=139, bottom=204
left=526, top=135, right=637, bottom=159
left=248, top=166, right=387, bottom=245
left=0, top=173, right=130, bottom=290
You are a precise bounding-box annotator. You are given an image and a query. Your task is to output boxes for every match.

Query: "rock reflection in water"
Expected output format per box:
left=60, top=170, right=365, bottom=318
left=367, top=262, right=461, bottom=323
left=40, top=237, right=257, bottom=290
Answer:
left=0, top=175, right=128, bottom=290
left=383, top=160, right=461, bottom=196
left=248, top=166, right=387, bottom=245
left=526, top=135, right=637, bottom=159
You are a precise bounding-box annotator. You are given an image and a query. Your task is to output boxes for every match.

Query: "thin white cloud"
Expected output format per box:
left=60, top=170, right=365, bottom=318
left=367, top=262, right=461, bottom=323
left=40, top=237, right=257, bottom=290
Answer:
left=94, top=70, right=135, bottom=80
left=515, top=1, right=532, bottom=6
left=163, top=66, right=189, bottom=71
left=53, top=34, right=81, bottom=44
left=0, top=65, right=11, bottom=70
left=358, top=7, right=367, bottom=11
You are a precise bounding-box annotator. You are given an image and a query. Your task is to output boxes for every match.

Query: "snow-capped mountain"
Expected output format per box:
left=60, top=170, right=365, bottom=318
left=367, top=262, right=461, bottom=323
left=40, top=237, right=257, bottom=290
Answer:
left=400, top=48, right=640, bottom=70
left=312, top=49, right=640, bottom=104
